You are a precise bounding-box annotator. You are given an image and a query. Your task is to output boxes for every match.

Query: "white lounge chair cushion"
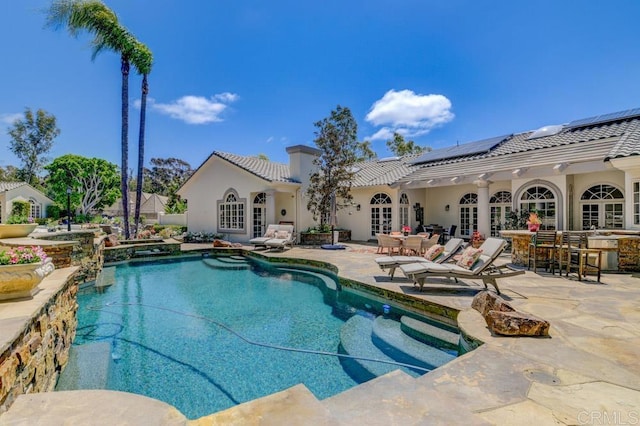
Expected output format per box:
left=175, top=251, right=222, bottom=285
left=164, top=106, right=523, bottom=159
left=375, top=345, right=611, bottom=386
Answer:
left=400, top=261, right=476, bottom=276
left=375, top=256, right=426, bottom=266
left=249, top=237, right=272, bottom=244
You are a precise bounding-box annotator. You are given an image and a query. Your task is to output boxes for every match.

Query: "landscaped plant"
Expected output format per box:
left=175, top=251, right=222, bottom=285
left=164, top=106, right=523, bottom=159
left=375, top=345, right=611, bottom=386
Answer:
left=0, top=246, right=47, bottom=265
left=527, top=212, right=542, bottom=225
left=183, top=231, right=224, bottom=243
left=7, top=200, right=31, bottom=224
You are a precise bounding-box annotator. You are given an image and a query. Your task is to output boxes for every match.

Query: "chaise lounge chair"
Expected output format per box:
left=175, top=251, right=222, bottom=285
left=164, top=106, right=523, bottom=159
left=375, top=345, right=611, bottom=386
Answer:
left=249, top=224, right=280, bottom=249
left=264, top=224, right=295, bottom=251
left=399, top=237, right=524, bottom=294
left=375, top=238, right=465, bottom=279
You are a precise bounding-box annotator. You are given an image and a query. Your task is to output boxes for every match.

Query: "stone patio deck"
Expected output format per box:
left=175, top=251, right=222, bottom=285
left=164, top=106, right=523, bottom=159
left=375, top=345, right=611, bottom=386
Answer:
left=2, top=242, right=639, bottom=425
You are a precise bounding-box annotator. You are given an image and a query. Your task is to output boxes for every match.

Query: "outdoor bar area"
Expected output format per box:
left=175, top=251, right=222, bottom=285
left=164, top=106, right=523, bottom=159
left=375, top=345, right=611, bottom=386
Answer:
left=499, top=229, right=640, bottom=272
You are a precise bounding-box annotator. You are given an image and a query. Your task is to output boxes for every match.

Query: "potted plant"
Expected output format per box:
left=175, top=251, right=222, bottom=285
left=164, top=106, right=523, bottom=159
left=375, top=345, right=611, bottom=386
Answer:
left=0, top=246, right=55, bottom=300
left=402, top=225, right=412, bottom=236
left=0, top=200, right=38, bottom=238
left=527, top=212, right=542, bottom=232
left=471, top=231, right=485, bottom=248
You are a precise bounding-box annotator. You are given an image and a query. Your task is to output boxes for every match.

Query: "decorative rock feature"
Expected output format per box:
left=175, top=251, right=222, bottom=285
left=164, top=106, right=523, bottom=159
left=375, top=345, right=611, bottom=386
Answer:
left=472, top=291, right=550, bottom=337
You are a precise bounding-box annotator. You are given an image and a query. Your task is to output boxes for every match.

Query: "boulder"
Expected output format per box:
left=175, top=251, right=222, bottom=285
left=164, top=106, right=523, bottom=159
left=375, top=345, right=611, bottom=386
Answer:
left=104, top=234, right=119, bottom=247
left=471, top=290, right=515, bottom=317
left=486, top=310, right=550, bottom=337
left=471, top=290, right=550, bottom=337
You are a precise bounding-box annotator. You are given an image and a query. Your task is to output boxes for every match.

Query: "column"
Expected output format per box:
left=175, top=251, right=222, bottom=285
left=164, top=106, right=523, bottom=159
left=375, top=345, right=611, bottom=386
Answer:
left=265, top=190, right=276, bottom=225
left=475, top=180, right=491, bottom=237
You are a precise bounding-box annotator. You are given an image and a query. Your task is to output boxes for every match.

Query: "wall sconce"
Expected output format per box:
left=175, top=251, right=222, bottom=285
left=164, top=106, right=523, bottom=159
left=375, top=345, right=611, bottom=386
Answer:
left=356, top=204, right=361, bottom=211
left=445, top=204, right=450, bottom=212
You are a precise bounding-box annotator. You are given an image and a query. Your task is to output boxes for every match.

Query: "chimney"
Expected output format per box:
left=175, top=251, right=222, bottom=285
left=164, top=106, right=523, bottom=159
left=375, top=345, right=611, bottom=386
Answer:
left=286, top=145, right=321, bottom=183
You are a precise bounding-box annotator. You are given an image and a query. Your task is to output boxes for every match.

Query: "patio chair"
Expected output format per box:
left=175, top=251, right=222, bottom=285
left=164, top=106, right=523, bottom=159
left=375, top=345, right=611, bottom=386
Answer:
left=443, top=225, right=457, bottom=242
left=559, top=231, right=602, bottom=282
left=264, top=225, right=295, bottom=251
left=420, top=233, right=441, bottom=254
left=249, top=224, right=279, bottom=249
left=402, top=235, right=424, bottom=256
left=399, top=237, right=524, bottom=294
left=375, top=238, right=465, bottom=279
left=376, top=234, right=403, bottom=255
left=527, top=230, right=558, bottom=275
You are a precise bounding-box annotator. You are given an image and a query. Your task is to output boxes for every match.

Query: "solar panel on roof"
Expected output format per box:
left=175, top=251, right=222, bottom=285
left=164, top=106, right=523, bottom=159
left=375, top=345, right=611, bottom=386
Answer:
left=567, top=108, right=640, bottom=129
left=410, top=134, right=511, bottom=165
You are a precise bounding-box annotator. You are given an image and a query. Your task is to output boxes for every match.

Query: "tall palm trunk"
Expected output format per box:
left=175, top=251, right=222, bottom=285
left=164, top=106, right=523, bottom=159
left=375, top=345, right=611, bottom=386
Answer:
left=134, top=73, right=148, bottom=237
left=121, top=56, right=130, bottom=239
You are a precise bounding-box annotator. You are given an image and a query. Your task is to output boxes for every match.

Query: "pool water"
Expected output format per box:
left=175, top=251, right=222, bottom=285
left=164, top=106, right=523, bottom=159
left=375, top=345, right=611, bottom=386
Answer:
left=61, top=256, right=454, bottom=419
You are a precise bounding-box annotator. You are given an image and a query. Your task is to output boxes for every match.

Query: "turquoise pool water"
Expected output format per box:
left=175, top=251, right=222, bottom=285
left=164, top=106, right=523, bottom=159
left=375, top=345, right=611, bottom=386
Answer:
left=62, top=256, right=455, bottom=419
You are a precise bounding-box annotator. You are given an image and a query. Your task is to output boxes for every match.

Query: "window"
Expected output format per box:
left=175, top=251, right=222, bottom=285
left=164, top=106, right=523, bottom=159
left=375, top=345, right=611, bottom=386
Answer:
left=29, top=199, right=41, bottom=219
left=218, top=190, right=245, bottom=232
left=490, top=191, right=512, bottom=237
left=370, top=193, right=392, bottom=236
left=399, top=193, right=410, bottom=228
left=519, top=185, right=556, bottom=230
left=459, top=193, right=478, bottom=238
left=634, top=181, right=640, bottom=225
left=580, top=184, right=624, bottom=229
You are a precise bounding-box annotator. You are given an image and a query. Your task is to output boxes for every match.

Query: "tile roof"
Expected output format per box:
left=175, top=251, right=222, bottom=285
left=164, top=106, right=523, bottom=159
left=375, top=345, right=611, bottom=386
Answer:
left=0, top=181, right=28, bottom=191
left=214, top=152, right=296, bottom=183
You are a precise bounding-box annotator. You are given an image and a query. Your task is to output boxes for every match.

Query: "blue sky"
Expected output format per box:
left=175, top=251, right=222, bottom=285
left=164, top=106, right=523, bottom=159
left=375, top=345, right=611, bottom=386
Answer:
left=3, top=1, right=640, bottom=172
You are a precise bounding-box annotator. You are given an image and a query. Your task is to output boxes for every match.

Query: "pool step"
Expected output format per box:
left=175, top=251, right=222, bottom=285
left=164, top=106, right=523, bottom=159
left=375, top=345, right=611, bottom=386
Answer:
left=215, top=256, right=249, bottom=264
left=202, top=257, right=251, bottom=270
left=338, top=315, right=421, bottom=382
left=94, top=267, right=116, bottom=293
left=55, top=342, right=112, bottom=390
left=199, top=384, right=336, bottom=424
left=400, top=315, right=460, bottom=351
left=372, top=317, right=457, bottom=370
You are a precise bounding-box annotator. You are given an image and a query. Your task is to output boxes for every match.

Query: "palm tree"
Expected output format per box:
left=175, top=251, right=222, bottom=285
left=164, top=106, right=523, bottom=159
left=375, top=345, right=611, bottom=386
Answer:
left=130, top=42, right=153, bottom=238
left=47, top=0, right=139, bottom=238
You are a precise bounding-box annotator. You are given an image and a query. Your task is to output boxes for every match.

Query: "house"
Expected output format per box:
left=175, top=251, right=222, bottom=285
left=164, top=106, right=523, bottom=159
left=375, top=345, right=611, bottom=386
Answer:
left=0, top=182, right=54, bottom=223
left=103, top=192, right=169, bottom=222
left=178, top=107, right=640, bottom=242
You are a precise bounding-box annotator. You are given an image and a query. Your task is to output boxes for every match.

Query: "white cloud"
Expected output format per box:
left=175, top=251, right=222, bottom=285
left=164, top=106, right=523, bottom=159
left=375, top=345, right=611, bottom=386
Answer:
left=365, top=89, right=454, bottom=140
left=149, top=93, right=239, bottom=124
left=0, top=113, right=22, bottom=125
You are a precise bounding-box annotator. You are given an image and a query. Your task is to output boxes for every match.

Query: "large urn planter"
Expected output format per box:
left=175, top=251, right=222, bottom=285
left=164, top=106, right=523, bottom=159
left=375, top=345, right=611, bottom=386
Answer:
left=0, top=223, right=38, bottom=239
left=0, top=258, right=55, bottom=301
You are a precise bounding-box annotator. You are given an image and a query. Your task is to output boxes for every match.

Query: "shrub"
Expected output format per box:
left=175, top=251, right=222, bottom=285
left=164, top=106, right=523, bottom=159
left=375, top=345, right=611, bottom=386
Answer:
left=183, top=231, right=224, bottom=243
left=46, top=204, right=61, bottom=219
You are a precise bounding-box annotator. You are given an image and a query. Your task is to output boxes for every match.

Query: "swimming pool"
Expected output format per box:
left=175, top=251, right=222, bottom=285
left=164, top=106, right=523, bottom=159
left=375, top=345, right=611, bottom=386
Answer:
left=58, top=255, right=457, bottom=419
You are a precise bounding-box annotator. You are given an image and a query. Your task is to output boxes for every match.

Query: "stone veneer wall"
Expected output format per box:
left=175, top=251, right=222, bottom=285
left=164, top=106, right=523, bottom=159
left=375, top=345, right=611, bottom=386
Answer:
left=36, top=231, right=105, bottom=284
left=299, top=230, right=351, bottom=245
left=103, top=240, right=182, bottom=263
left=618, top=237, right=640, bottom=271
left=0, top=271, right=78, bottom=412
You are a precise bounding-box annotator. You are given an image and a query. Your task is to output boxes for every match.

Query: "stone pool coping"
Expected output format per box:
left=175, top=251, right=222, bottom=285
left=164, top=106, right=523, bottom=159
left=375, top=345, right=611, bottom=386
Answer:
left=1, top=242, right=639, bottom=424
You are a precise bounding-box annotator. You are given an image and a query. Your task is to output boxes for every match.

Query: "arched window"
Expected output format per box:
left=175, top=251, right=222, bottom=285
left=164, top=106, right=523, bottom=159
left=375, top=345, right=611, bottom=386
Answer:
left=218, top=189, right=245, bottom=232
left=370, top=193, right=392, bottom=236
left=459, top=193, right=478, bottom=238
left=29, top=199, right=41, bottom=219
left=519, top=185, right=556, bottom=230
left=252, top=192, right=267, bottom=238
left=399, top=193, right=410, bottom=229
left=580, top=184, right=624, bottom=229
left=490, top=191, right=512, bottom=237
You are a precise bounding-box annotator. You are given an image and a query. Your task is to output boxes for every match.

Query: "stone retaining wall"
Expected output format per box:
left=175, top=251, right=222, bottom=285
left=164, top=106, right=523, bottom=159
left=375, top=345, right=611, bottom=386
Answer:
left=0, top=270, right=78, bottom=412
left=299, top=230, right=351, bottom=245
left=104, top=240, right=182, bottom=263
left=618, top=237, right=640, bottom=272
left=37, top=231, right=104, bottom=284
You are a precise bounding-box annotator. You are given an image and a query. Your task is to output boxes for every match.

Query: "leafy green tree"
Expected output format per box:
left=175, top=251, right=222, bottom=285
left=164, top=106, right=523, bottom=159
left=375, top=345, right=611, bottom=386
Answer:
left=355, top=140, right=377, bottom=162
left=45, top=154, right=120, bottom=216
left=306, top=105, right=358, bottom=225
left=143, top=157, right=193, bottom=196
left=7, top=108, right=60, bottom=185
left=47, top=0, right=143, bottom=239
left=0, top=165, right=20, bottom=182
left=386, top=132, right=429, bottom=156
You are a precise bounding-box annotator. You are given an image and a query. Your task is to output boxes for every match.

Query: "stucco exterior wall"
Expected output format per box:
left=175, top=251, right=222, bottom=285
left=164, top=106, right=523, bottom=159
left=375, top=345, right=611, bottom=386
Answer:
left=570, top=170, right=626, bottom=230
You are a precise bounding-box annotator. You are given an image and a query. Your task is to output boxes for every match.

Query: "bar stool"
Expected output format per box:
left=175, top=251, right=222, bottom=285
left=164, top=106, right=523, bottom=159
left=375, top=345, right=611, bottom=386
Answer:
left=527, top=230, right=558, bottom=275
